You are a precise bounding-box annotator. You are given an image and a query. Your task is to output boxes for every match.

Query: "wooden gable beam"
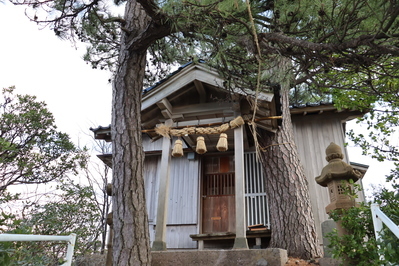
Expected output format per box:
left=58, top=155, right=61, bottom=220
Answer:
left=142, top=66, right=224, bottom=111
left=167, top=85, right=196, bottom=103
left=194, top=80, right=206, bottom=103
left=182, top=135, right=196, bottom=149
left=171, top=116, right=235, bottom=128
left=157, top=98, right=173, bottom=119
left=173, top=102, right=233, bottom=117
left=142, top=116, right=160, bottom=129
left=157, top=98, right=173, bottom=111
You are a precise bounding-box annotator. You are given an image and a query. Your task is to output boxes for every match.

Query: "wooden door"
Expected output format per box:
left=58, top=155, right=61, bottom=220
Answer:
left=202, top=156, right=235, bottom=233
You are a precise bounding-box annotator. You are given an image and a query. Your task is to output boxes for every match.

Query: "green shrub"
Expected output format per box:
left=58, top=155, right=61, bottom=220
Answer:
left=327, top=184, right=399, bottom=266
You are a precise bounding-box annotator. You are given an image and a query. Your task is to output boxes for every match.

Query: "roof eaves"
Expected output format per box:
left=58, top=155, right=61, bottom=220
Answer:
left=90, top=125, right=111, bottom=133
left=290, top=102, right=332, bottom=109
left=142, top=61, right=198, bottom=95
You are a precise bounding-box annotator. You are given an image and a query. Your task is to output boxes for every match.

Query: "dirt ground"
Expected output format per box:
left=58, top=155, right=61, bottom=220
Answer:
left=286, top=257, right=319, bottom=265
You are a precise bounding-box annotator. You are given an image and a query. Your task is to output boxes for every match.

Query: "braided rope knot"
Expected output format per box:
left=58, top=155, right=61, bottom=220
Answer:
left=154, top=116, right=245, bottom=138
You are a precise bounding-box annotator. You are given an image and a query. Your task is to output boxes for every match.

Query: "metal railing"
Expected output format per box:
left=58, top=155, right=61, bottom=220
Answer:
left=371, top=203, right=399, bottom=263
left=0, top=233, right=77, bottom=266
left=244, top=152, right=270, bottom=228
left=371, top=203, right=399, bottom=241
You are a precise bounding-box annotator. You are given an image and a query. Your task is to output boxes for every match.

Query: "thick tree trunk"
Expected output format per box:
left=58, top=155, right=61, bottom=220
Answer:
left=111, top=1, right=152, bottom=265
left=258, top=85, right=322, bottom=259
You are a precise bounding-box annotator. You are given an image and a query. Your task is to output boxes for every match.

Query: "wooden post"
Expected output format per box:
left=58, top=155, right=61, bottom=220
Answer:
left=152, top=136, right=172, bottom=251
left=233, top=124, right=249, bottom=249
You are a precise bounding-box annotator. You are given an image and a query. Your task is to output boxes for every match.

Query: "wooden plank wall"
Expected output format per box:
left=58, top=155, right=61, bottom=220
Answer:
left=291, top=112, right=357, bottom=245
left=202, top=196, right=236, bottom=233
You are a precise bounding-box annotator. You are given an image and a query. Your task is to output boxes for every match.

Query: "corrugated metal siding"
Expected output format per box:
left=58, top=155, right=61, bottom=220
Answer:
left=144, top=153, right=200, bottom=248
left=143, top=135, right=188, bottom=152
left=291, top=113, right=353, bottom=243
left=167, top=155, right=200, bottom=224
left=143, top=135, right=163, bottom=152
left=144, top=155, right=161, bottom=223
left=166, top=225, right=198, bottom=249
left=145, top=116, right=349, bottom=248
left=244, top=152, right=270, bottom=228
left=148, top=224, right=199, bottom=249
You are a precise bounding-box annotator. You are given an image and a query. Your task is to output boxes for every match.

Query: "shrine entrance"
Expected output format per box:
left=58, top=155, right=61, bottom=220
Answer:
left=202, top=156, right=236, bottom=233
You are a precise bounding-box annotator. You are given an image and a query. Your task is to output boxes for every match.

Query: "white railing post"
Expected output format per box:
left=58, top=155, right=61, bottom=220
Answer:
left=63, top=233, right=77, bottom=266
left=371, top=203, right=385, bottom=261
left=371, top=203, right=399, bottom=264
left=371, top=203, right=399, bottom=239
left=371, top=203, right=384, bottom=242
left=0, top=233, right=77, bottom=266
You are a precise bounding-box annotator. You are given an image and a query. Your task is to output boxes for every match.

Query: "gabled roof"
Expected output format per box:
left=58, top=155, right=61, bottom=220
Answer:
left=141, top=62, right=274, bottom=112
left=91, top=62, right=367, bottom=146
left=91, top=61, right=279, bottom=151
left=290, top=102, right=365, bottom=121
left=139, top=62, right=278, bottom=152
left=142, top=61, right=197, bottom=95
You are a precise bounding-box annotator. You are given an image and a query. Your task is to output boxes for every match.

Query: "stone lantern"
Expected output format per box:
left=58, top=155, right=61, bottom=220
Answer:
left=315, top=142, right=362, bottom=214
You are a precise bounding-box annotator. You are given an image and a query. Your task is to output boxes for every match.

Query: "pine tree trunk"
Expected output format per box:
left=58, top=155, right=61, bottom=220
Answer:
left=258, top=85, right=322, bottom=259
left=111, top=1, right=152, bottom=265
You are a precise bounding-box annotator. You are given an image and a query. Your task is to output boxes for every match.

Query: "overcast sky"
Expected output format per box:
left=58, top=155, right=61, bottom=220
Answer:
left=0, top=3, right=112, bottom=146
left=0, top=2, right=395, bottom=196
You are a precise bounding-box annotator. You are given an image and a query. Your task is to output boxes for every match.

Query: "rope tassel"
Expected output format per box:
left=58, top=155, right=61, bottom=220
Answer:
left=216, top=133, right=228, bottom=152
left=196, top=136, right=207, bottom=154
left=172, top=139, right=184, bottom=157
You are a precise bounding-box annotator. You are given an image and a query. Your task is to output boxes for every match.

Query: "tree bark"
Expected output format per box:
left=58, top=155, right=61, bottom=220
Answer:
left=258, top=85, right=322, bottom=259
left=111, top=1, right=152, bottom=265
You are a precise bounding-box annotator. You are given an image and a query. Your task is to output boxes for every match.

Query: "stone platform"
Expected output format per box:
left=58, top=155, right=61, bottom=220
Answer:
left=75, top=248, right=288, bottom=266
left=152, top=248, right=288, bottom=266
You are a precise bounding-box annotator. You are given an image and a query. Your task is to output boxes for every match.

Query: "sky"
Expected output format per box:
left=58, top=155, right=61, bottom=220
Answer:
left=0, top=3, right=112, bottom=146
left=0, top=2, right=395, bottom=197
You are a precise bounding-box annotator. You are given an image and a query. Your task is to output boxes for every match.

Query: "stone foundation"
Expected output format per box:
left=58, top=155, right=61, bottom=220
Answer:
left=152, top=249, right=287, bottom=266
left=76, top=248, right=288, bottom=266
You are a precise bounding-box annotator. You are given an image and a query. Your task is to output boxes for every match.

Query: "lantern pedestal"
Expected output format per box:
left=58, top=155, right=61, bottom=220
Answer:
left=325, top=180, right=357, bottom=214
left=315, top=142, right=362, bottom=264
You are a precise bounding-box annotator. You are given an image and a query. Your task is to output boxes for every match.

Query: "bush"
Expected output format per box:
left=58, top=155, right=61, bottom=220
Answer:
left=327, top=185, right=399, bottom=266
